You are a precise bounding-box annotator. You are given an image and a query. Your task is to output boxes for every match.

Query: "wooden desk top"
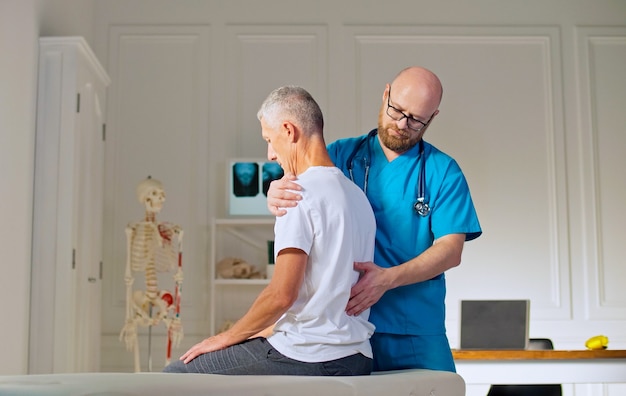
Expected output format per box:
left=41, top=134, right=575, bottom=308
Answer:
left=452, top=349, right=626, bottom=360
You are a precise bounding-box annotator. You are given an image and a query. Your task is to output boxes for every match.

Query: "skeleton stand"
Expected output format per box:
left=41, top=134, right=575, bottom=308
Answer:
left=119, top=177, right=184, bottom=372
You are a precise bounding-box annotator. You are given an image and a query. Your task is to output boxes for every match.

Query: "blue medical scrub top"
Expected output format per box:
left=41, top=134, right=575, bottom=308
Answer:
left=327, top=131, right=482, bottom=336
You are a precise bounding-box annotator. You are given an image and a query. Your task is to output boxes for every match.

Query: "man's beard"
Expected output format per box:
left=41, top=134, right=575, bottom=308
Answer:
left=377, top=111, right=421, bottom=153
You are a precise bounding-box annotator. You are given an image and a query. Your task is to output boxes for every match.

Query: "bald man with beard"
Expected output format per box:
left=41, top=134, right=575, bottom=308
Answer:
left=267, top=66, right=482, bottom=373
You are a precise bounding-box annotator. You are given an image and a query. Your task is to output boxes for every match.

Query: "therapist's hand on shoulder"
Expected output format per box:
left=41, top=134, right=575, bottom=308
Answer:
left=267, top=173, right=302, bottom=216
left=346, top=261, right=388, bottom=316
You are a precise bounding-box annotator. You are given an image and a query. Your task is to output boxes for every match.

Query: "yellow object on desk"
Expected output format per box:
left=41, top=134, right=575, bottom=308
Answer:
left=585, top=335, right=609, bottom=350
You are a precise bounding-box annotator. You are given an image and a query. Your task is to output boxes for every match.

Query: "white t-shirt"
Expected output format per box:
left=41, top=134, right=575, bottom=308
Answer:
left=267, top=166, right=377, bottom=363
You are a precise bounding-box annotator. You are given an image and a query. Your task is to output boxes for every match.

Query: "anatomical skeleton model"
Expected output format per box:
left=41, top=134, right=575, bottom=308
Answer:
left=119, top=177, right=184, bottom=372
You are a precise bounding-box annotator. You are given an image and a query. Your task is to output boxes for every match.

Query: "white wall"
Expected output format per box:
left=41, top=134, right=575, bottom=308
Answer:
left=37, top=0, right=95, bottom=45
left=0, top=0, right=39, bottom=376
left=0, top=0, right=95, bottom=375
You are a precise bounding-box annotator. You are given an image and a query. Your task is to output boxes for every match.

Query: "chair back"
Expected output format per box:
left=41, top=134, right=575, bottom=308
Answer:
left=486, top=338, right=562, bottom=396
left=528, top=338, right=554, bottom=350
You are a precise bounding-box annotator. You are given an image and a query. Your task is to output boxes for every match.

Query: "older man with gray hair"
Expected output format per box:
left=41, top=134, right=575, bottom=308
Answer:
left=164, top=86, right=377, bottom=376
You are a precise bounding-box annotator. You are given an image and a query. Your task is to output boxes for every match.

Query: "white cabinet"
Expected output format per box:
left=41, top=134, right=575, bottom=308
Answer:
left=30, top=37, right=110, bottom=373
left=209, top=218, right=275, bottom=335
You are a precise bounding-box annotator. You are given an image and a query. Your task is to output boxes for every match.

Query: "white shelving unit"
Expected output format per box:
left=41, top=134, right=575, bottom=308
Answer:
left=209, top=218, right=275, bottom=335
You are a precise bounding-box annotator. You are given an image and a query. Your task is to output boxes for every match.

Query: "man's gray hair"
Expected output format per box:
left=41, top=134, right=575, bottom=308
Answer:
left=257, top=86, right=324, bottom=135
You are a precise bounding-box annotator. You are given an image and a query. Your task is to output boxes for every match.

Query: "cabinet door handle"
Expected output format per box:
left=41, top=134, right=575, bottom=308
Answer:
left=88, top=277, right=97, bottom=283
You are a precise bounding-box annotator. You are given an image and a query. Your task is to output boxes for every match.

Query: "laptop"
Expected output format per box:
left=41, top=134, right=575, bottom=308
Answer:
left=459, top=300, right=530, bottom=350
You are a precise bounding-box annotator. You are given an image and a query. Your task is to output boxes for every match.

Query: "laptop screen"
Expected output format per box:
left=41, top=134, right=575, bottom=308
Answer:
left=459, top=300, right=530, bottom=350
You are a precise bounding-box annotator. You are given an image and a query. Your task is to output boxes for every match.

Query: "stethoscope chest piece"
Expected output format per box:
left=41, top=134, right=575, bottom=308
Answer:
left=348, top=129, right=431, bottom=217
left=414, top=198, right=430, bottom=217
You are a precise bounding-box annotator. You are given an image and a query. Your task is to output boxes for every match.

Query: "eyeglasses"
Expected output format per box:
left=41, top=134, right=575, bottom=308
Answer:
left=386, top=88, right=434, bottom=132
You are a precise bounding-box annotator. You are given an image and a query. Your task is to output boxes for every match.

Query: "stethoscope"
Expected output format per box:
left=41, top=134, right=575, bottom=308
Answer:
left=346, top=129, right=430, bottom=217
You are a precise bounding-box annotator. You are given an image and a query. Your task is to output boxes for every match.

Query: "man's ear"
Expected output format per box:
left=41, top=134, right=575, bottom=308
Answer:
left=383, top=83, right=391, bottom=102
left=283, top=121, right=298, bottom=142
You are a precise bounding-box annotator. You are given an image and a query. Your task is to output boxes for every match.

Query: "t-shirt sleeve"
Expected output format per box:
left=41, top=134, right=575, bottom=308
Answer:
left=274, top=198, right=315, bottom=256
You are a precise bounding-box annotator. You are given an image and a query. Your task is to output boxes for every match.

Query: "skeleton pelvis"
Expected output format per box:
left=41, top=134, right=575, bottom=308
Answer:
left=132, top=289, right=174, bottom=316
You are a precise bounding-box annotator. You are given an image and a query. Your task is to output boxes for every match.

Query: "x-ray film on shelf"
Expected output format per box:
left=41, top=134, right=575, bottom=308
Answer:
left=229, top=159, right=284, bottom=215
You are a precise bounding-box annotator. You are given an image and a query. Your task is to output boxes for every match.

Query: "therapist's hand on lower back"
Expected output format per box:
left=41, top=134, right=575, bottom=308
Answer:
left=346, top=261, right=388, bottom=316
left=266, top=173, right=302, bottom=216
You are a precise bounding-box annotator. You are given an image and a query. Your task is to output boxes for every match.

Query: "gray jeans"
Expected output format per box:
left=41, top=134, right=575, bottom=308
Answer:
left=163, top=337, right=372, bottom=376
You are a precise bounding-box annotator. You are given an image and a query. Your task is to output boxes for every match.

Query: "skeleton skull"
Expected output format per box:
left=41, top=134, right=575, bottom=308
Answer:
left=136, top=177, right=165, bottom=213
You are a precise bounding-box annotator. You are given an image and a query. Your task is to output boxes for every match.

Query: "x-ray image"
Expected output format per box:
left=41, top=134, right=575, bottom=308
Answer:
left=262, top=162, right=284, bottom=196
left=232, top=162, right=260, bottom=197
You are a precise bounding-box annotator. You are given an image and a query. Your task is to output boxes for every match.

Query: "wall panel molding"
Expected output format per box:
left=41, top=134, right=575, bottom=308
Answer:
left=224, top=25, right=328, bottom=160
left=101, top=25, right=212, bottom=372
left=575, top=26, right=626, bottom=320
left=341, top=26, right=570, bottom=321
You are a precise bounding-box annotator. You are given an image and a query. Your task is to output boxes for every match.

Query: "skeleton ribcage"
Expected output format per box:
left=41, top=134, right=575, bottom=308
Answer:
left=130, top=222, right=178, bottom=273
